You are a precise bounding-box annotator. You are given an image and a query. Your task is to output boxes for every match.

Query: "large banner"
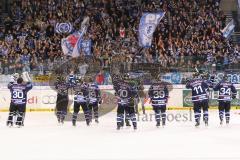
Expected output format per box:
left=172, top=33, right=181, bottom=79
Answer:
left=162, top=72, right=182, bottom=84
left=183, top=89, right=240, bottom=107
left=215, top=72, right=240, bottom=84
left=138, top=12, right=165, bottom=48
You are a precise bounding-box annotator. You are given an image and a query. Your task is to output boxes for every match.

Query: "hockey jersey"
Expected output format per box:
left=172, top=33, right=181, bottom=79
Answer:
left=186, top=78, right=209, bottom=102
left=148, top=82, right=169, bottom=106
left=115, top=81, right=137, bottom=105
left=55, top=82, right=69, bottom=96
left=88, top=83, right=101, bottom=104
left=67, top=74, right=76, bottom=87
left=8, top=82, right=33, bottom=105
left=213, top=81, right=237, bottom=101
left=73, top=83, right=89, bottom=103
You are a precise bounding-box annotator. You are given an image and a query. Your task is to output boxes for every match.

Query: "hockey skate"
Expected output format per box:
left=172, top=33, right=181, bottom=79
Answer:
left=133, top=125, right=137, bottom=130
left=125, top=120, right=131, bottom=127
left=195, top=121, right=200, bottom=127
left=6, top=121, right=13, bottom=127
left=95, top=119, right=99, bottom=123
left=72, top=120, right=76, bottom=126
left=117, top=123, right=122, bottom=130
left=162, top=121, right=166, bottom=127
left=220, top=120, right=223, bottom=125
left=156, top=121, right=160, bottom=127
left=204, top=120, right=208, bottom=127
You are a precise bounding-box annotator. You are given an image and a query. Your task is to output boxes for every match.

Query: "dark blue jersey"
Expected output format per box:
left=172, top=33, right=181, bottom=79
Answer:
left=73, top=83, right=89, bottom=103
left=88, top=83, right=101, bottom=104
left=67, top=74, right=76, bottom=86
left=8, top=82, right=33, bottom=105
left=213, top=81, right=237, bottom=101
left=55, top=82, right=70, bottom=96
left=186, top=78, right=209, bottom=102
left=148, top=82, right=169, bottom=106
left=115, top=81, right=137, bottom=105
left=112, top=75, right=122, bottom=93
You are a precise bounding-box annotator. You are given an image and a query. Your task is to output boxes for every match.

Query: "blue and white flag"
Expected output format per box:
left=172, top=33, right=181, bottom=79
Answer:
left=221, top=19, right=235, bottom=39
left=138, top=12, right=165, bottom=48
left=61, top=32, right=81, bottom=56
left=55, top=22, right=73, bottom=34
left=81, top=40, right=92, bottom=56
left=61, top=17, right=89, bottom=57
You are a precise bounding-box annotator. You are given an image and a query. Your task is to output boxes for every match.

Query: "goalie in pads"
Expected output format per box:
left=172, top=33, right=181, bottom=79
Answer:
left=7, top=72, right=33, bottom=127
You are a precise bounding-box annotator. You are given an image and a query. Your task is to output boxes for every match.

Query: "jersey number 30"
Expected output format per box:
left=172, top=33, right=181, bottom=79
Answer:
left=13, top=91, right=24, bottom=99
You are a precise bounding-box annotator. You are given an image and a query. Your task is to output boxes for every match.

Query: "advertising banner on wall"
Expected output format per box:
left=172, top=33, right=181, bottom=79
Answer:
left=183, top=89, right=240, bottom=107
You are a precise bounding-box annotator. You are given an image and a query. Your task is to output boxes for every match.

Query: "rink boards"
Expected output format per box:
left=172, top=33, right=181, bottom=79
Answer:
left=0, top=85, right=240, bottom=112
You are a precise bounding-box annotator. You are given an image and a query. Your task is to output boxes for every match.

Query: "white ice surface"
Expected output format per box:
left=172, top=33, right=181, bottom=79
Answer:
left=1, top=110, right=240, bottom=160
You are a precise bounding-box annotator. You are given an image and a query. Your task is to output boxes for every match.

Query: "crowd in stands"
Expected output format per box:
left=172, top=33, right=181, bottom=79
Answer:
left=0, top=0, right=239, bottom=76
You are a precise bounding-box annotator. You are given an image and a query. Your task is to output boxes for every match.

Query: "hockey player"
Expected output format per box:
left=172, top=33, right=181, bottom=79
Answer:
left=55, top=76, right=69, bottom=124
left=115, top=76, right=138, bottom=130
left=213, top=75, right=237, bottom=125
left=127, top=76, right=145, bottom=115
left=148, top=76, right=169, bottom=127
left=88, top=78, right=102, bottom=123
left=67, top=70, right=77, bottom=87
left=186, top=72, right=210, bottom=127
left=112, top=74, right=131, bottom=127
left=72, top=78, right=90, bottom=126
left=7, top=77, right=33, bottom=127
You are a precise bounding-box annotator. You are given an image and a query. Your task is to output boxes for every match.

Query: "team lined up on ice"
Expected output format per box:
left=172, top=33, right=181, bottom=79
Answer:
left=5, top=71, right=237, bottom=129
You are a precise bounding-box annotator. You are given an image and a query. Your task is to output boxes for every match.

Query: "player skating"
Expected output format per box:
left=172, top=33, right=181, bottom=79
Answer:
left=7, top=74, right=33, bottom=127
left=72, top=77, right=90, bottom=126
left=213, top=75, right=237, bottom=125
left=88, top=77, right=102, bottom=123
left=148, top=75, right=169, bottom=127
left=186, top=72, right=210, bottom=127
left=55, top=76, right=69, bottom=124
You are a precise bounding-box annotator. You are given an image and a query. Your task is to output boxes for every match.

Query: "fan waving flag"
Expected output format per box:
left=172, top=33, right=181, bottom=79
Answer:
left=138, top=12, right=165, bottom=48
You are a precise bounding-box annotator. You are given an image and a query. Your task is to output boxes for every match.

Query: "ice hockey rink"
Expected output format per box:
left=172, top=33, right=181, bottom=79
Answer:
left=1, top=110, right=240, bottom=160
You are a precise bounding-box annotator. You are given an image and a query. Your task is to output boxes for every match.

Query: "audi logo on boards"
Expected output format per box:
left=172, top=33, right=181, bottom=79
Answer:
left=42, top=95, right=56, bottom=104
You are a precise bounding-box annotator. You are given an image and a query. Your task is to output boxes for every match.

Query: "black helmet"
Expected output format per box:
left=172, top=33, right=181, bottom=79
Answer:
left=201, top=72, right=209, bottom=80
left=222, top=74, right=228, bottom=82
left=17, top=77, right=23, bottom=84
